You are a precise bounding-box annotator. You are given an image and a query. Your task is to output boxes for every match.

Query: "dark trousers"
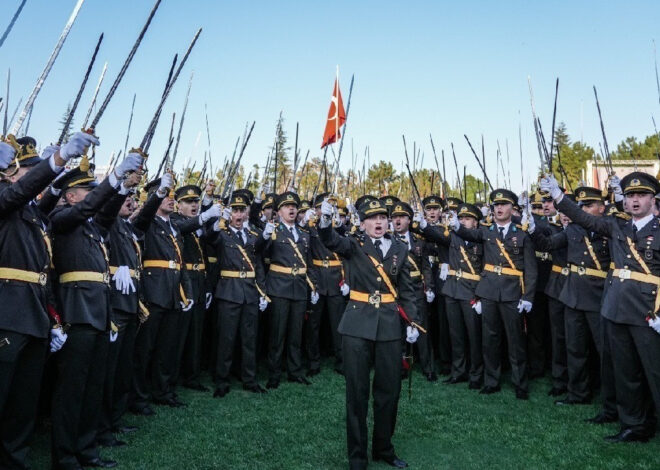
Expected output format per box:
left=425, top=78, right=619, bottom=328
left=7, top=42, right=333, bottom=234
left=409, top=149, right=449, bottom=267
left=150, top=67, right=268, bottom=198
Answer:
left=268, top=296, right=307, bottom=381
left=306, top=294, right=346, bottom=372
left=0, top=330, right=47, bottom=470
left=414, top=298, right=434, bottom=374
left=600, top=317, right=618, bottom=419
left=608, top=319, right=660, bottom=434
left=51, top=325, right=108, bottom=469
left=215, top=300, right=258, bottom=386
left=343, top=335, right=401, bottom=470
left=526, top=292, right=549, bottom=377
left=433, top=293, right=451, bottom=373
left=564, top=307, right=600, bottom=401
left=132, top=305, right=179, bottom=407
left=482, top=299, right=528, bottom=392
left=445, top=297, right=483, bottom=384
left=547, top=297, right=568, bottom=390
left=98, top=311, right=137, bottom=443
left=181, top=300, right=206, bottom=386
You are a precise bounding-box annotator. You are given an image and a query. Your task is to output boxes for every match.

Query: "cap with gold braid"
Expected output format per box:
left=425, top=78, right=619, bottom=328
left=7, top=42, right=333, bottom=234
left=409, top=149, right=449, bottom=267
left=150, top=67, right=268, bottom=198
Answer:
left=175, top=185, right=201, bottom=202
left=358, top=199, right=388, bottom=219
left=53, top=155, right=98, bottom=191
left=456, top=202, right=482, bottom=221
left=489, top=189, right=517, bottom=205
left=621, top=171, right=660, bottom=195
left=10, top=136, right=41, bottom=167
left=390, top=201, right=413, bottom=218
left=275, top=191, right=300, bottom=209
left=574, top=186, right=604, bottom=204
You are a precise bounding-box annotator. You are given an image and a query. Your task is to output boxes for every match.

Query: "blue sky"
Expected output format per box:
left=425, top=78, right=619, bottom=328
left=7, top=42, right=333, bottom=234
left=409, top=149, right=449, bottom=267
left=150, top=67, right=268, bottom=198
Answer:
left=2, top=0, right=660, bottom=192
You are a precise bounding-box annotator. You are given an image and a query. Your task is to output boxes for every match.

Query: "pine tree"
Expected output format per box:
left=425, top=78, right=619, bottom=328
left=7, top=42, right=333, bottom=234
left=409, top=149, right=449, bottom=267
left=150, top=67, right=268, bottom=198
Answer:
left=58, top=103, right=73, bottom=143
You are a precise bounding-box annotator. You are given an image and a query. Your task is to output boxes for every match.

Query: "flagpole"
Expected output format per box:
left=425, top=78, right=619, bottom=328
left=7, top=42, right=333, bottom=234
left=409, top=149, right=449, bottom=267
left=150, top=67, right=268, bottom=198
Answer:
left=335, top=64, right=340, bottom=192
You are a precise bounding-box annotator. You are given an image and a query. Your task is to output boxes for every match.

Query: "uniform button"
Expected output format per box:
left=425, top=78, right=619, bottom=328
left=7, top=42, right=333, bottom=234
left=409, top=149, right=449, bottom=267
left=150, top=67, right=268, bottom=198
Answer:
left=627, top=255, right=631, bottom=258
left=583, top=252, right=587, bottom=255
left=377, top=277, right=382, bottom=282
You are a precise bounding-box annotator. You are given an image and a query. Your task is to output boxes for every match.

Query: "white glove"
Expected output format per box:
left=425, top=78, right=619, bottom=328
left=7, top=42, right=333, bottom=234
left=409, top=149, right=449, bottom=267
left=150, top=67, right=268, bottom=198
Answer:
left=50, top=327, right=67, bottom=353
left=110, top=330, right=118, bottom=342
left=59, top=131, right=99, bottom=161
left=518, top=191, right=529, bottom=208
left=472, top=300, right=482, bottom=315
left=439, top=263, right=449, bottom=281
left=113, top=152, right=143, bottom=183
left=181, top=299, right=194, bottom=312
left=220, top=207, right=232, bottom=221
left=406, top=326, right=419, bottom=344
left=157, top=172, right=174, bottom=197
left=347, top=204, right=356, bottom=214
left=517, top=299, right=533, bottom=314
left=0, top=142, right=16, bottom=169
left=425, top=289, right=435, bottom=303
left=259, top=296, right=269, bottom=311
left=480, top=206, right=490, bottom=218
left=522, top=211, right=535, bottom=234
left=112, top=266, right=136, bottom=295
left=263, top=221, right=275, bottom=239
left=200, top=204, right=221, bottom=223
left=413, top=211, right=427, bottom=229
left=41, top=144, right=61, bottom=161
left=648, top=316, right=660, bottom=334
left=310, top=291, right=320, bottom=305
left=303, top=208, right=315, bottom=224
left=340, top=282, right=350, bottom=296
left=205, top=292, right=213, bottom=309
left=320, top=200, right=334, bottom=217
left=448, top=211, right=460, bottom=231
left=539, top=175, right=562, bottom=201
left=609, top=175, right=623, bottom=202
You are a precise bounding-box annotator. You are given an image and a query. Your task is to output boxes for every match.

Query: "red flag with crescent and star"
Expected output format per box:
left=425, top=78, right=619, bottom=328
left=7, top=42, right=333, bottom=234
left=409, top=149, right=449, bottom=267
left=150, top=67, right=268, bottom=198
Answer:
left=321, top=78, right=346, bottom=148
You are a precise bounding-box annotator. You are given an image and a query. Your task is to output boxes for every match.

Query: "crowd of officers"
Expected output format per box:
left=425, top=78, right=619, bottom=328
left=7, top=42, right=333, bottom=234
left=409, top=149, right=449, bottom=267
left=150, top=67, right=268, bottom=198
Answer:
left=1, top=131, right=660, bottom=470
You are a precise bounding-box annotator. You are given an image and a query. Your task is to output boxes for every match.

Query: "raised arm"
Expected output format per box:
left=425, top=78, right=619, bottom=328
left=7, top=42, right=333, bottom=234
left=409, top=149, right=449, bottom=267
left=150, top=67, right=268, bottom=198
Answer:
left=318, top=225, right=354, bottom=258
left=556, top=196, right=614, bottom=238
left=50, top=178, right=117, bottom=233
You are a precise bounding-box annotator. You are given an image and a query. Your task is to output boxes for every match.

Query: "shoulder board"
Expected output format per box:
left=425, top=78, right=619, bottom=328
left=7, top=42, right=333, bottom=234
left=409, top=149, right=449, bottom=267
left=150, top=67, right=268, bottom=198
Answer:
left=483, top=221, right=493, bottom=228
left=514, top=224, right=524, bottom=230
left=248, top=229, right=258, bottom=236
left=615, top=212, right=632, bottom=221
left=412, top=232, right=423, bottom=240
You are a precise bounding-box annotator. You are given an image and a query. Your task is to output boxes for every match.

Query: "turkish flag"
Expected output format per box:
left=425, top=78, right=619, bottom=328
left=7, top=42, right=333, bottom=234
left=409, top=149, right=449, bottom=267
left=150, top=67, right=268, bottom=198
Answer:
left=321, top=78, right=346, bottom=148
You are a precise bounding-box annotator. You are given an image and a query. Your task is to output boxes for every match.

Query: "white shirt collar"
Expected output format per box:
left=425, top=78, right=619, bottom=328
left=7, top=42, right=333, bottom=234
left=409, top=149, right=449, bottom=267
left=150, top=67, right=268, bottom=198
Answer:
left=633, top=214, right=654, bottom=231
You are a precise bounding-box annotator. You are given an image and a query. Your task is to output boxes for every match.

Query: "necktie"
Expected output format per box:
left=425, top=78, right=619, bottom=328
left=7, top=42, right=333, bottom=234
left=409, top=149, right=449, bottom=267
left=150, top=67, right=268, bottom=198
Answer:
left=374, top=239, right=383, bottom=260
left=498, top=226, right=505, bottom=240
left=289, top=226, right=298, bottom=242
left=632, top=224, right=638, bottom=243
left=236, top=230, right=244, bottom=246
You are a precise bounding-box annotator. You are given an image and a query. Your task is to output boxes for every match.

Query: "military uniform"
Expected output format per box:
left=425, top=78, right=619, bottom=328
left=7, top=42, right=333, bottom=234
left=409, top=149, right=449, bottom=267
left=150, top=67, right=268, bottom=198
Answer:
left=318, top=199, right=418, bottom=470
left=392, top=202, right=435, bottom=380
left=555, top=173, right=660, bottom=440
left=306, top=194, right=348, bottom=375
left=49, top=164, right=124, bottom=469
left=255, top=192, right=318, bottom=386
left=131, top=180, right=193, bottom=412
left=456, top=189, right=537, bottom=397
left=97, top=190, right=162, bottom=445
left=533, top=187, right=609, bottom=403
left=423, top=203, right=485, bottom=387
left=208, top=193, right=267, bottom=395
left=0, top=140, right=59, bottom=469
left=171, top=186, right=208, bottom=391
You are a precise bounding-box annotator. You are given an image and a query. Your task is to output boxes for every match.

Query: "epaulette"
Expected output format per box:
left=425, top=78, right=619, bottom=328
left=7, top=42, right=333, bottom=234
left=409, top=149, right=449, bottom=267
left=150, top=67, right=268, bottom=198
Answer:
left=248, top=229, right=258, bottom=237
left=614, top=212, right=632, bottom=221
left=412, top=232, right=424, bottom=240
left=514, top=223, right=524, bottom=231
left=480, top=220, right=492, bottom=227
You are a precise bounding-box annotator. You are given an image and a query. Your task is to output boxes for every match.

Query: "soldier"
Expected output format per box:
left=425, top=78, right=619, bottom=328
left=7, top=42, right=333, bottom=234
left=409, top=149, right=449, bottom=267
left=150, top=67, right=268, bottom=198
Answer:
left=318, top=197, right=419, bottom=470
left=391, top=201, right=436, bottom=381
left=423, top=195, right=454, bottom=376
left=0, top=135, right=82, bottom=470
left=451, top=189, right=537, bottom=399
left=96, top=172, right=173, bottom=448
left=529, top=186, right=609, bottom=405
left=50, top=150, right=143, bottom=470
left=256, top=191, right=319, bottom=388
left=305, top=193, right=349, bottom=376
left=541, top=173, right=660, bottom=442
left=417, top=202, right=485, bottom=388
left=172, top=185, right=211, bottom=392
left=130, top=177, right=210, bottom=414
left=527, top=194, right=570, bottom=397
left=209, top=192, right=269, bottom=396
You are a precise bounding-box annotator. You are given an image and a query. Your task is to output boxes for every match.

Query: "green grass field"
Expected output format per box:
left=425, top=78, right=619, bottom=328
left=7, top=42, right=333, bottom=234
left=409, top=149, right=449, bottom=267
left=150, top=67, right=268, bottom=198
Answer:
left=29, top=361, right=660, bottom=469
